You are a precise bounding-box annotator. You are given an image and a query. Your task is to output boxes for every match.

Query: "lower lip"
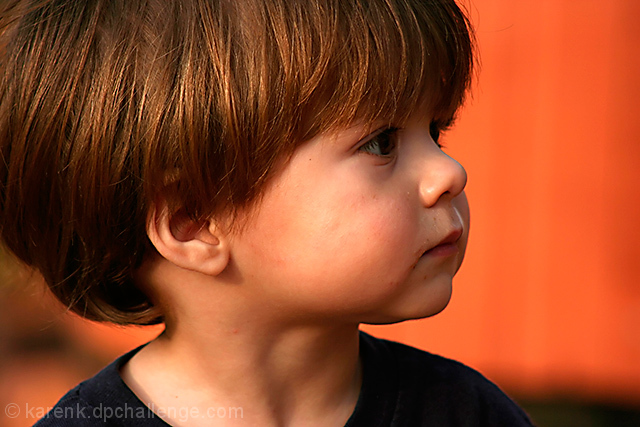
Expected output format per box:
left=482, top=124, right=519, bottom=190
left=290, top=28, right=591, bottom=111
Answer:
left=422, top=243, right=459, bottom=258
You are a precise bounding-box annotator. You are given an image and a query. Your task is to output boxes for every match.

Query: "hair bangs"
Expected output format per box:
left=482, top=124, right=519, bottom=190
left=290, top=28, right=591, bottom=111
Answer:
left=292, top=0, right=475, bottom=136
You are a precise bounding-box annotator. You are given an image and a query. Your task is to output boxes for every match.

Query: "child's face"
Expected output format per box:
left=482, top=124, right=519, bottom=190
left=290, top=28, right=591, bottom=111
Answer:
left=226, top=112, right=469, bottom=324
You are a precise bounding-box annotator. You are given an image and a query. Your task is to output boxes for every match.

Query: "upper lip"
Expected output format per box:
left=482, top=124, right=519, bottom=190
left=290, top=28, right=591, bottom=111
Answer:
left=438, top=229, right=463, bottom=246
left=421, top=228, right=463, bottom=256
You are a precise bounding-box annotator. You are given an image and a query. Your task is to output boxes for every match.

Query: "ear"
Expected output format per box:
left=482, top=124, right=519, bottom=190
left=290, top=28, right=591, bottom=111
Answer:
left=146, top=200, right=230, bottom=276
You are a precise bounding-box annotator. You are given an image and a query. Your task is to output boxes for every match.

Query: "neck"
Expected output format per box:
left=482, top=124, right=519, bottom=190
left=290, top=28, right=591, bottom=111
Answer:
left=123, top=263, right=362, bottom=426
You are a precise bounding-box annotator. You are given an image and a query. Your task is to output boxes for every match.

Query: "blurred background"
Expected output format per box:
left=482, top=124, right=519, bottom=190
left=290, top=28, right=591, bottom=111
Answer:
left=1, top=0, right=639, bottom=426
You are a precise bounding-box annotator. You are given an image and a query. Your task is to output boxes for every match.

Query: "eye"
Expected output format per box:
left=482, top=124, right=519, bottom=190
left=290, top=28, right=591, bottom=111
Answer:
left=358, top=127, right=400, bottom=157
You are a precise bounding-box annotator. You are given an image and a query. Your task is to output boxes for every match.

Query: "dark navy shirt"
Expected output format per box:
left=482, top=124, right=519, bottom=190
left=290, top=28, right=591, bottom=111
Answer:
left=35, top=332, right=534, bottom=426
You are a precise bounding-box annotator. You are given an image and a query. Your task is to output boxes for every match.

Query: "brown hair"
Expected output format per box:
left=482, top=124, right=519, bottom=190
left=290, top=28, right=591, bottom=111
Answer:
left=0, top=0, right=475, bottom=325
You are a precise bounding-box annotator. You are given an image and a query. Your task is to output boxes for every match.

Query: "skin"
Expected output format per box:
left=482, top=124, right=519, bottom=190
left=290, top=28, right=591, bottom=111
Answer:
left=123, top=111, right=469, bottom=426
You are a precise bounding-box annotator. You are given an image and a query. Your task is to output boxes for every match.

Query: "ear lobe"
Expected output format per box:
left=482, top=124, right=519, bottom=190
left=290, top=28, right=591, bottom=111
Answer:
left=146, top=202, right=230, bottom=276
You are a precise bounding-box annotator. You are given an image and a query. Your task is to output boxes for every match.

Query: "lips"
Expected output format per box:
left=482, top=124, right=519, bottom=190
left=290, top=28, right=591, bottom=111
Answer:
left=421, top=229, right=462, bottom=258
left=439, top=229, right=463, bottom=246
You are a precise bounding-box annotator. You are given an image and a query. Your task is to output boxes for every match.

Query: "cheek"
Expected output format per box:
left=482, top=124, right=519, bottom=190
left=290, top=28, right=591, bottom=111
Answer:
left=453, top=192, right=470, bottom=228
left=232, top=159, right=421, bottom=308
left=292, top=194, right=418, bottom=286
left=453, top=192, right=470, bottom=251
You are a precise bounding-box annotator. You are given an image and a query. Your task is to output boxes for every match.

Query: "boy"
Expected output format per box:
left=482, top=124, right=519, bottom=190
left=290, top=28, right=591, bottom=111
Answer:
left=0, top=0, right=533, bottom=425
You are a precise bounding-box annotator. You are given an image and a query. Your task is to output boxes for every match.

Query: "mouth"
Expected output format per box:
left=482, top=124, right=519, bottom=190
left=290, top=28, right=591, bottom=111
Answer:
left=421, top=229, right=462, bottom=258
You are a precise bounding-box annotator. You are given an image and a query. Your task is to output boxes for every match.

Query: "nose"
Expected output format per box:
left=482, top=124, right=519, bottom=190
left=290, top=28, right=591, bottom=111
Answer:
left=419, top=150, right=467, bottom=208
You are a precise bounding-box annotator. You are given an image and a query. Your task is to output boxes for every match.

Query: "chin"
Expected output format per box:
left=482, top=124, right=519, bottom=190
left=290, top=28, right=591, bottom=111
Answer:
left=360, top=278, right=453, bottom=325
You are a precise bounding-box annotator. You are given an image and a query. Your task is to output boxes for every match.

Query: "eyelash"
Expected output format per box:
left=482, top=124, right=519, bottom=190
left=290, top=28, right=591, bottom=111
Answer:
left=358, top=127, right=400, bottom=158
left=358, top=122, right=446, bottom=158
left=430, top=122, right=444, bottom=147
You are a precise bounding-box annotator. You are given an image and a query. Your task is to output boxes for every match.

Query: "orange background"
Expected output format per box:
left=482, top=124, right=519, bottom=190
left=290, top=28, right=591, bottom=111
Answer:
left=366, top=0, right=640, bottom=406
left=1, top=0, right=640, bottom=425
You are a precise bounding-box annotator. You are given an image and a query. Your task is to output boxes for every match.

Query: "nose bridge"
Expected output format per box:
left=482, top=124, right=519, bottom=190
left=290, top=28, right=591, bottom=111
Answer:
left=418, top=148, right=467, bottom=208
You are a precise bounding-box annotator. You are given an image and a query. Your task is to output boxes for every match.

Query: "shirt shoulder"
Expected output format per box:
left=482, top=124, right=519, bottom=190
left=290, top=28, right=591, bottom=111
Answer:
left=348, top=332, right=535, bottom=427
left=33, top=345, right=169, bottom=426
left=32, top=387, right=94, bottom=427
